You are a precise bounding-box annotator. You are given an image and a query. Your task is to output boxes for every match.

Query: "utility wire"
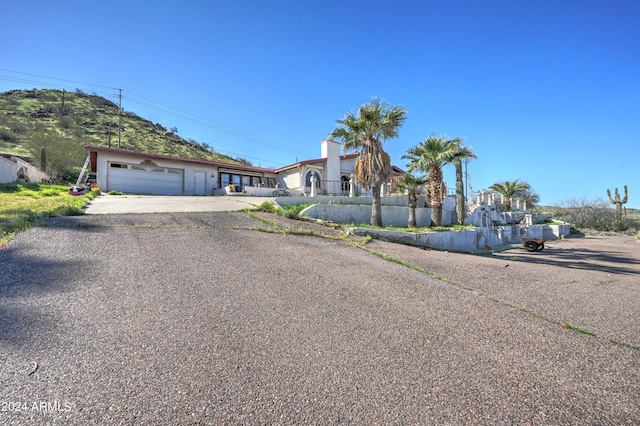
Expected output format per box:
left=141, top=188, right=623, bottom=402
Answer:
left=0, top=69, right=317, bottom=164
left=123, top=90, right=317, bottom=157
left=122, top=95, right=313, bottom=159
left=0, top=75, right=119, bottom=100
left=0, top=68, right=118, bottom=91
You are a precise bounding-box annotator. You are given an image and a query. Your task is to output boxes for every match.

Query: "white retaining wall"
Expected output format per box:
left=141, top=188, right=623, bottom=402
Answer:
left=300, top=204, right=452, bottom=227
left=349, top=227, right=504, bottom=254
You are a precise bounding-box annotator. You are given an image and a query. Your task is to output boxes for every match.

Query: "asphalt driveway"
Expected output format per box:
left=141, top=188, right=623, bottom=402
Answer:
left=84, top=194, right=272, bottom=214
left=1, top=211, right=639, bottom=424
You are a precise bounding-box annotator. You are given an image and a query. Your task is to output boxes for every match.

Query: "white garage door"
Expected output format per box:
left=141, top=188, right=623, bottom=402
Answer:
left=107, top=162, right=184, bottom=195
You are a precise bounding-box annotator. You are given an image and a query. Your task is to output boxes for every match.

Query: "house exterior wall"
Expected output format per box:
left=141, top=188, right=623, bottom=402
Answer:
left=340, top=157, right=356, bottom=175
left=92, top=149, right=278, bottom=195
left=25, top=161, right=51, bottom=183
left=95, top=152, right=221, bottom=195
left=281, top=170, right=301, bottom=190
left=0, top=156, right=16, bottom=183
left=86, top=144, right=397, bottom=197
left=0, top=155, right=50, bottom=184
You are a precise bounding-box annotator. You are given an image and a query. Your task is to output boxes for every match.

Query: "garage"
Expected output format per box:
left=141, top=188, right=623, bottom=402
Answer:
left=106, top=161, right=184, bottom=195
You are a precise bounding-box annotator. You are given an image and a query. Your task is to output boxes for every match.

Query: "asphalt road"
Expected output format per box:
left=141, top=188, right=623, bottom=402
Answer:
left=1, top=209, right=639, bottom=424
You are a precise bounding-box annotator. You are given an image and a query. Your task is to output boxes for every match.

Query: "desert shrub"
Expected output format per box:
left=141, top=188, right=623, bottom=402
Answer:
left=549, top=198, right=615, bottom=230
left=280, top=203, right=312, bottom=219
left=253, top=201, right=278, bottom=214
left=550, top=197, right=638, bottom=233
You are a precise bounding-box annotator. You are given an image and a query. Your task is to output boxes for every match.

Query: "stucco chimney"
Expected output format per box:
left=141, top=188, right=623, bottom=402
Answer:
left=321, top=139, right=341, bottom=193
left=321, top=139, right=340, bottom=159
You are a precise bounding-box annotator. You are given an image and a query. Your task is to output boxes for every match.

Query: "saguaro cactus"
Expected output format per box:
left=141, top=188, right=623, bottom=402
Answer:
left=40, top=147, right=47, bottom=172
left=606, top=185, right=628, bottom=220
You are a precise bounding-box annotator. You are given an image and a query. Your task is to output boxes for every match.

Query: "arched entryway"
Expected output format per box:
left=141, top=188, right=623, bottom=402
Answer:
left=340, top=175, right=350, bottom=195
left=305, top=170, right=321, bottom=191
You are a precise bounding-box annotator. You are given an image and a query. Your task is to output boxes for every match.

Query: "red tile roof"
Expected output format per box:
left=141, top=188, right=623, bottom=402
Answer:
left=274, top=153, right=359, bottom=173
left=84, top=145, right=276, bottom=173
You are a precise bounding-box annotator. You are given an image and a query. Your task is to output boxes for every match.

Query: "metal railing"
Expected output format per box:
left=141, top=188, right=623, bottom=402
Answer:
left=305, top=179, right=361, bottom=196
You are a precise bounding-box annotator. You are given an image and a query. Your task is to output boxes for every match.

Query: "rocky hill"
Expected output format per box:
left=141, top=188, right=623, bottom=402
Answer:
left=0, top=88, right=241, bottom=178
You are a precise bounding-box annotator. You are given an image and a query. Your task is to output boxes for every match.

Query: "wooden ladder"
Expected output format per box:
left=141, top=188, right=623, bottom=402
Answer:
left=75, top=156, right=90, bottom=186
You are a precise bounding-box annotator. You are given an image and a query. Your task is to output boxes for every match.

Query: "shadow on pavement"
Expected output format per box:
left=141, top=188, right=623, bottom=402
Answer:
left=0, top=245, right=83, bottom=346
left=500, top=245, right=639, bottom=275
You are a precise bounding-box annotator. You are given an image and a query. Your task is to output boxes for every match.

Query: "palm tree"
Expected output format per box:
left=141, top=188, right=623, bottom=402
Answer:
left=392, top=173, right=427, bottom=228
left=328, top=99, right=407, bottom=226
left=450, top=141, right=476, bottom=224
left=489, top=179, right=531, bottom=211
left=402, top=135, right=463, bottom=227
left=520, top=187, right=540, bottom=210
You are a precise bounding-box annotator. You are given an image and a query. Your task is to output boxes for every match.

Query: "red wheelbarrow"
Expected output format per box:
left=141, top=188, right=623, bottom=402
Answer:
left=522, top=237, right=545, bottom=252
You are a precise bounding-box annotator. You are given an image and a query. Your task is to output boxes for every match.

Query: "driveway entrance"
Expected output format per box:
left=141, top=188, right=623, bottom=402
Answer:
left=84, top=194, right=272, bottom=214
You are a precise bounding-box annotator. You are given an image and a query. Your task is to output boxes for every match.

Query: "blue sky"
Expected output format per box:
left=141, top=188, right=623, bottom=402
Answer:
left=1, top=0, right=638, bottom=208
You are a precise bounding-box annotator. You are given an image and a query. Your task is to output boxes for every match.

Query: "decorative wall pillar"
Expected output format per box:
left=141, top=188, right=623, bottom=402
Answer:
left=310, top=173, right=317, bottom=197
left=349, top=176, right=355, bottom=197
left=525, top=214, right=533, bottom=226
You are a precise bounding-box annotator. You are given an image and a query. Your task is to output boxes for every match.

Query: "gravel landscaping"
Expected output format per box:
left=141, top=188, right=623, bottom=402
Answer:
left=1, top=212, right=638, bottom=425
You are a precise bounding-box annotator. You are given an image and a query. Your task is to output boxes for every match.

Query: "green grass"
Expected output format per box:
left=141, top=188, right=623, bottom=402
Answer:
left=280, top=203, right=313, bottom=219
left=0, top=182, right=100, bottom=244
left=251, top=201, right=313, bottom=220
left=562, top=322, right=597, bottom=336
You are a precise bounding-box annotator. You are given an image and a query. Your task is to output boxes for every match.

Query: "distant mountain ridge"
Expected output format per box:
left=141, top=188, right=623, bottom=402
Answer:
left=0, top=88, right=241, bottom=167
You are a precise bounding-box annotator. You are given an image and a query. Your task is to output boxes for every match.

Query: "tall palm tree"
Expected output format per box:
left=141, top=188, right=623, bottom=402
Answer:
left=402, top=135, right=462, bottom=227
left=328, top=99, right=407, bottom=226
left=450, top=141, right=476, bottom=224
left=489, top=179, right=531, bottom=212
left=392, top=173, right=427, bottom=228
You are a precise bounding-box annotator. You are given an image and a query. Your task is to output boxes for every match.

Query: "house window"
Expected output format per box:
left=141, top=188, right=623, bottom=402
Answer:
left=220, top=173, right=274, bottom=190
left=110, top=163, right=127, bottom=169
left=220, top=173, right=230, bottom=189
left=231, top=175, right=241, bottom=192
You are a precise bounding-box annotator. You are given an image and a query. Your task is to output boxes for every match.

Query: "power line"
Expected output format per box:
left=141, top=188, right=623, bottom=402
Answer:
left=0, top=68, right=118, bottom=91
left=0, top=69, right=316, bottom=166
left=0, top=68, right=318, bottom=160
left=0, top=75, right=118, bottom=100
left=123, top=90, right=317, bottom=157
left=122, top=95, right=315, bottom=158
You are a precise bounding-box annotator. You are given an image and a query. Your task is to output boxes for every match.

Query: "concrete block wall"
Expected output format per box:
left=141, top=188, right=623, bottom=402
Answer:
left=300, top=204, right=452, bottom=227
left=348, top=227, right=504, bottom=254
